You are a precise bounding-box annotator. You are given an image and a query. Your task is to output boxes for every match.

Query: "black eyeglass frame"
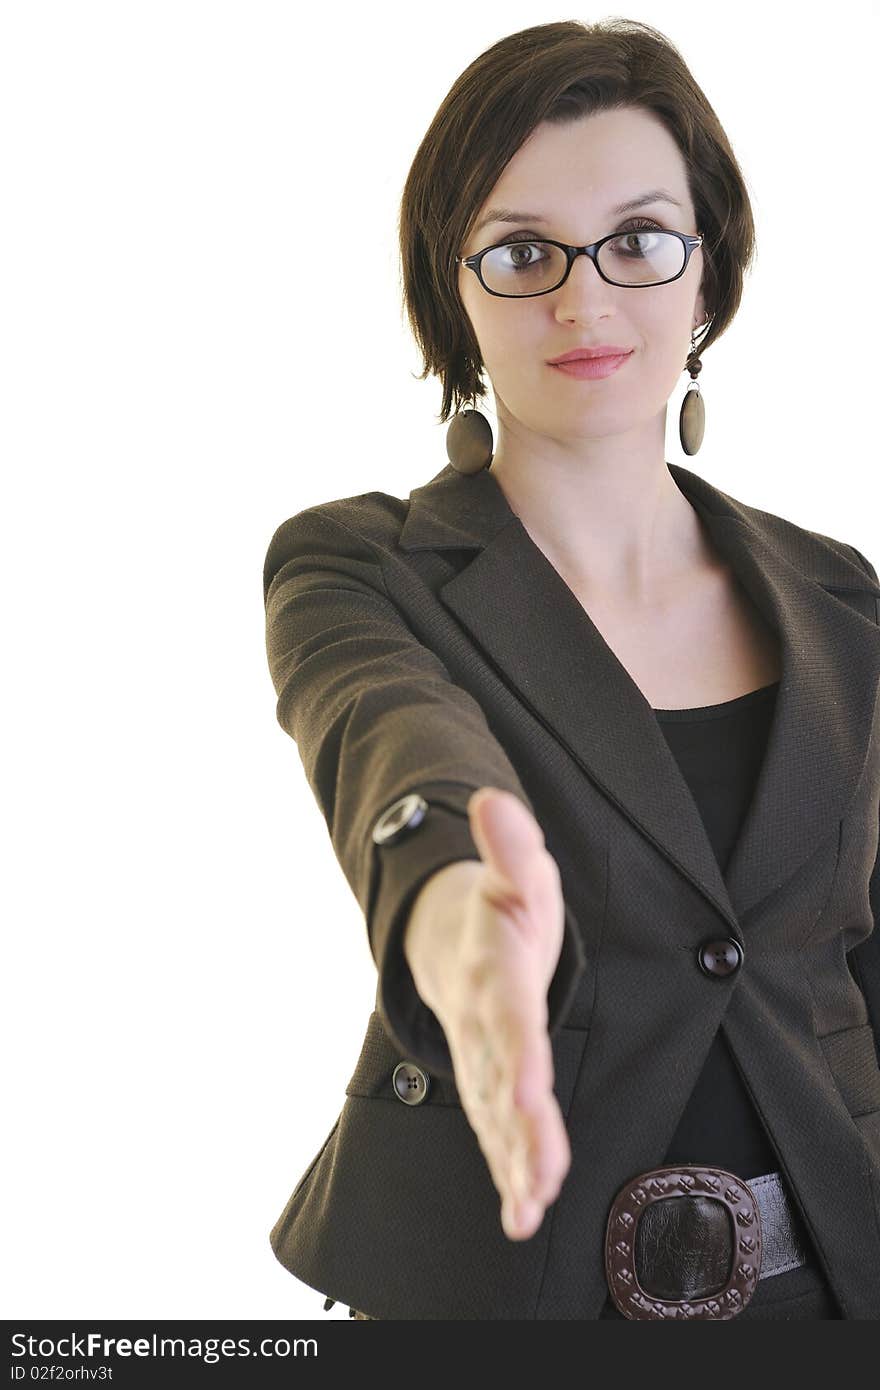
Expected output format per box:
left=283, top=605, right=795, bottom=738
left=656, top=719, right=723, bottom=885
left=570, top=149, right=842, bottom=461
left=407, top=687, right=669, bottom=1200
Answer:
left=455, top=229, right=704, bottom=297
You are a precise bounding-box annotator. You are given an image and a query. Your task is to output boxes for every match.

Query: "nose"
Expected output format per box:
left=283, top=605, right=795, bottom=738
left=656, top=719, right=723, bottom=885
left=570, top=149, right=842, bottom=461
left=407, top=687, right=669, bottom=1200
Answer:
left=554, top=250, right=616, bottom=315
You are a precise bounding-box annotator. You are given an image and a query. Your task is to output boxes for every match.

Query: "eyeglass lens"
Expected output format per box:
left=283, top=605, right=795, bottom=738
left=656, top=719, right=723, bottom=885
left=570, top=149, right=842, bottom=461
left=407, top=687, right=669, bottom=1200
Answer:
left=480, top=230, right=686, bottom=294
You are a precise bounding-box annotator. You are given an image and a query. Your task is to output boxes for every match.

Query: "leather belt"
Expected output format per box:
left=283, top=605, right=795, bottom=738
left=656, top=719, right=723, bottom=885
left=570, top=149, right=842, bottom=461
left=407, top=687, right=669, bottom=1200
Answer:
left=604, top=1165, right=811, bottom=1320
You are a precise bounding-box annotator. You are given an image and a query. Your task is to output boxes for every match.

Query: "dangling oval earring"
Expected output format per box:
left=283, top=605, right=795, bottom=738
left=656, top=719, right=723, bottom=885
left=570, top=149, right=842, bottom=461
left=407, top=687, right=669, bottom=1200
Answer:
left=678, top=326, right=705, bottom=456
left=446, top=398, right=494, bottom=474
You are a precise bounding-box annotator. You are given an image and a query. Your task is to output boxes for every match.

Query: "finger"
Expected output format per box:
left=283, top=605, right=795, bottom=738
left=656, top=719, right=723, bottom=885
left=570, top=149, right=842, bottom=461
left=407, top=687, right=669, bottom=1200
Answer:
left=519, top=1089, right=571, bottom=1204
left=462, top=1036, right=552, bottom=1223
left=468, top=1085, right=565, bottom=1242
left=510, top=1015, right=555, bottom=1113
left=468, top=1007, right=555, bottom=1162
left=450, top=1025, right=531, bottom=1213
left=497, top=1058, right=571, bottom=1212
left=465, top=1094, right=520, bottom=1214
left=448, top=1001, right=567, bottom=1239
left=503, top=1193, right=544, bottom=1241
left=467, top=788, right=546, bottom=908
left=502, top=1113, right=571, bottom=1241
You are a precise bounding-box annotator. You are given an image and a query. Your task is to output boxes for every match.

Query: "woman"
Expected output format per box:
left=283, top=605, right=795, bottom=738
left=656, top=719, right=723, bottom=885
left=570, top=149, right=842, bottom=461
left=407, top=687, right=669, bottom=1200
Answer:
left=262, top=19, right=880, bottom=1319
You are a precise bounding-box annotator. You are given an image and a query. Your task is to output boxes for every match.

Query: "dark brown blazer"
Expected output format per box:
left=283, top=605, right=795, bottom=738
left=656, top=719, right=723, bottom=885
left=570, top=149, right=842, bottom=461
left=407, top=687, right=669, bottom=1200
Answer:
left=262, top=460, right=880, bottom=1320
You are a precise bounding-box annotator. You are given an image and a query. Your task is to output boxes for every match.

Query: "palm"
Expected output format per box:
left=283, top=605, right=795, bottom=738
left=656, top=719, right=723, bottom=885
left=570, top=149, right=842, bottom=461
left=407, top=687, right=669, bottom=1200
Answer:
left=442, top=787, right=570, bottom=1239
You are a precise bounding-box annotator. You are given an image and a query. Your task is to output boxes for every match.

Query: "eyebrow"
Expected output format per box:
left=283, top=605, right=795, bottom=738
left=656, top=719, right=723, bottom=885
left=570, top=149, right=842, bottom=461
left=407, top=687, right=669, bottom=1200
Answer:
left=472, top=189, right=683, bottom=238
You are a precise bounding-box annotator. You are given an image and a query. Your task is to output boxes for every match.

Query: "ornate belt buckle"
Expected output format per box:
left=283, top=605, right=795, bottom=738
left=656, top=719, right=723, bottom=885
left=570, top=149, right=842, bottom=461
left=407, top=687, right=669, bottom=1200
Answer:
left=604, top=1164, right=763, bottom=1320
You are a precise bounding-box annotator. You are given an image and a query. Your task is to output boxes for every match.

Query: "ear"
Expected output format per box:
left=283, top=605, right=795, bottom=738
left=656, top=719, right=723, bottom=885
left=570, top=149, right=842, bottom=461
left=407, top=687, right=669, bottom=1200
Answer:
left=693, top=286, right=708, bottom=334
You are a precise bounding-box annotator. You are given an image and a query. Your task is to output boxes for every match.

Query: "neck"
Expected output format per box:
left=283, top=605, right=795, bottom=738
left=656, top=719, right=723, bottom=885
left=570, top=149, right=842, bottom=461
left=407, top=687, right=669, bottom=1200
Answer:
left=488, top=427, right=714, bottom=601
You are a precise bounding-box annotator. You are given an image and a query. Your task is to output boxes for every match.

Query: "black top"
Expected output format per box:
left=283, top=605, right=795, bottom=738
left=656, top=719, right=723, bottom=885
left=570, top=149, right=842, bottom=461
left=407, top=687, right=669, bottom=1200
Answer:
left=653, top=680, right=782, bottom=1179
left=598, top=678, right=833, bottom=1317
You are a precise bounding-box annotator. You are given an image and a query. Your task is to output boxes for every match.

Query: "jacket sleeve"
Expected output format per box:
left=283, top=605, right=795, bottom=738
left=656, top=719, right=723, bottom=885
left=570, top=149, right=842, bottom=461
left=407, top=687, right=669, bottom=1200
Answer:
left=859, top=843, right=880, bottom=1070
left=263, top=504, right=587, bottom=1079
left=844, top=543, right=880, bottom=1068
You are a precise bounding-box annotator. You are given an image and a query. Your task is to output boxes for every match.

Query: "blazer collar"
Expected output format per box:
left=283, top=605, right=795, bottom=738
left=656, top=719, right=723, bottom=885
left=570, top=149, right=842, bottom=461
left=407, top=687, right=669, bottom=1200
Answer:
left=399, top=461, right=880, bottom=937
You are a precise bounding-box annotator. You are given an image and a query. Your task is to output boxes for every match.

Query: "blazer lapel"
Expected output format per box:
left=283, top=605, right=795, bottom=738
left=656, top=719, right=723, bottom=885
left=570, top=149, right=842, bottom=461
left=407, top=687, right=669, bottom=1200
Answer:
left=399, top=461, right=880, bottom=935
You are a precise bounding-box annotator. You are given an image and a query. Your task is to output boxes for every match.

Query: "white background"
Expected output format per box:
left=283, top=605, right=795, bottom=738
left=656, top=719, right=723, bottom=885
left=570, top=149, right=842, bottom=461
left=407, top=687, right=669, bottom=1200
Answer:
left=3, top=0, right=878, bottom=1319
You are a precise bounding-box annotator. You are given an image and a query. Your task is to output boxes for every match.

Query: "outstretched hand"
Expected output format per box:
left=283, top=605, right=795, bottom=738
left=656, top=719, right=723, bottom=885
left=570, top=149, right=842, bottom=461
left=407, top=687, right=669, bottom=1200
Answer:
left=411, top=786, right=571, bottom=1239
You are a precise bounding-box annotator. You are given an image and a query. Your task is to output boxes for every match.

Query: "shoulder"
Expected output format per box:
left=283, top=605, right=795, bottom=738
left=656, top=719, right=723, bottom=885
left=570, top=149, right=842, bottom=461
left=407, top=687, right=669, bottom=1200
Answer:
left=692, top=469, right=878, bottom=586
left=262, top=489, right=411, bottom=602
left=265, top=487, right=407, bottom=553
left=745, top=497, right=876, bottom=581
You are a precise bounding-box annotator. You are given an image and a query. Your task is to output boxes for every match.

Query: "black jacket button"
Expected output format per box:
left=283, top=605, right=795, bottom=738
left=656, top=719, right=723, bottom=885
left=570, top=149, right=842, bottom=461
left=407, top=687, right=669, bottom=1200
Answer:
left=392, top=1060, right=431, bottom=1104
left=371, top=792, right=429, bottom=846
left=697, top=937, right=744, bottom=978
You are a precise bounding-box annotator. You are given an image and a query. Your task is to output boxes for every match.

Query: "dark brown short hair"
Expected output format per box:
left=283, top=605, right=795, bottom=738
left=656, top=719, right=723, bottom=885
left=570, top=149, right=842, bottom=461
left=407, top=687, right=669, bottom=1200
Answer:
left=397, top=18, right=756, bottom=424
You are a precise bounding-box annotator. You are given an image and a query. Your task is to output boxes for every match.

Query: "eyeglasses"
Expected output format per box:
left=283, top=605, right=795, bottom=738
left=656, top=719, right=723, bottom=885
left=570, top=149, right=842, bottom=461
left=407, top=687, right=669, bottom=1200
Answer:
left=455, top=229, right=703, bottom=297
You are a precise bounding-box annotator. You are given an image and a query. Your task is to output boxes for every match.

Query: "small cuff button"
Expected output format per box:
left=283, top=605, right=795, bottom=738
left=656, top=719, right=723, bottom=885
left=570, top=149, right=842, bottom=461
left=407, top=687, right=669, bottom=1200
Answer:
left=393, top=1061, right=430, bottom=1104
left=371, top=792, right=429, bottom=846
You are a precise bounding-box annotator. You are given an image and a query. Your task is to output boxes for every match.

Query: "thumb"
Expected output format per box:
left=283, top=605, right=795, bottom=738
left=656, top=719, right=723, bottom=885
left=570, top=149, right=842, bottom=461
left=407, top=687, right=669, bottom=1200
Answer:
left=467, top=787, right=547, bottom=905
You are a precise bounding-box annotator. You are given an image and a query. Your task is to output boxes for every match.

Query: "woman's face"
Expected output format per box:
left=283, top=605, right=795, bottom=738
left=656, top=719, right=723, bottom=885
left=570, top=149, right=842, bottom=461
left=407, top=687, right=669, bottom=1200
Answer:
left=457, top=106, right=708, bottom=445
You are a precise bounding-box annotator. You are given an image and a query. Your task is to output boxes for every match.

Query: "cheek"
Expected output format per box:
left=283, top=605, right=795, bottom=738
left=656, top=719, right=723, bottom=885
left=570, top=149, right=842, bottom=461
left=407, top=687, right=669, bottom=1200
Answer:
left=460, top=289, right=507, bottom=358
left=633, top=304, right=693, bottom=374
left=472, top=307, right=542, bottom=374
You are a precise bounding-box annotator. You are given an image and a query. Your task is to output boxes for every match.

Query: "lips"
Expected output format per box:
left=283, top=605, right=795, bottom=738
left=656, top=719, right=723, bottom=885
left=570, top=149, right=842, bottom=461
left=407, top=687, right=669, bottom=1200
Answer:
left=547, top=346, right=633, bottom=364
left=550, top=352, right=632, bottom=380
